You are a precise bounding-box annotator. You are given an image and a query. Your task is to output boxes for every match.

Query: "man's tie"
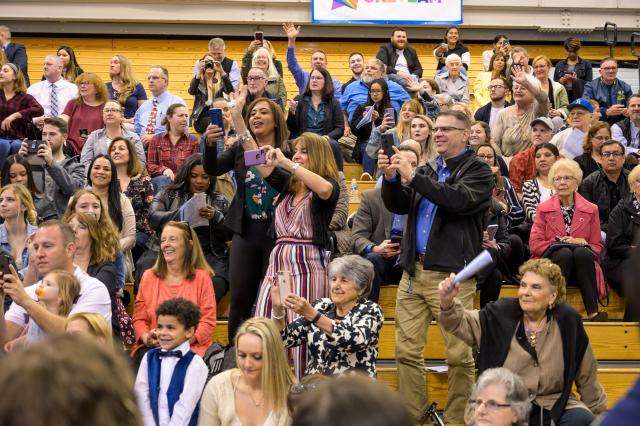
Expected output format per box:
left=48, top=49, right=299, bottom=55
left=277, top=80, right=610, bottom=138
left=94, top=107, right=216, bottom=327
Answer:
left=158, top=349, right=183, bottom=359
left=49, top=83, right=59, bottom=117
left=145, top=98, right=158, bottom=135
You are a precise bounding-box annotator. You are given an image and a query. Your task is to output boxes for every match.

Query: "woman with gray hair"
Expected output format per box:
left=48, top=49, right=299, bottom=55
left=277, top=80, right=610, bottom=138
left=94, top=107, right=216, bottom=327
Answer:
left=466, top=368, right=531, bottom=426
left=270, top=255, right=384, bottom=378
left=434, top=54, right=469, bottom=105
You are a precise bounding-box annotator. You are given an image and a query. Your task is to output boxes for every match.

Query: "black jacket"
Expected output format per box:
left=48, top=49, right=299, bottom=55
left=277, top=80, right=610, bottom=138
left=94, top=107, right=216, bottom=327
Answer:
left=87, top=261, right=119, bottom=333
left=265, top=167, right=339, bottom=249
left=605, top=194, right=640, bottom=262
left=375, top=42, right=423, bottom=78
left=473, top=101, right=512, bottom=125
left=477, top=298, right=589, bottom=424
left=614, top=118, right=634, bottom=148
left=188, top=75, right=234, bottom=134
left=381, top=148, right=494, bottom=275
left=287, top=95, right=344, bottom=141
left=578, top=169, right=630, bottom=232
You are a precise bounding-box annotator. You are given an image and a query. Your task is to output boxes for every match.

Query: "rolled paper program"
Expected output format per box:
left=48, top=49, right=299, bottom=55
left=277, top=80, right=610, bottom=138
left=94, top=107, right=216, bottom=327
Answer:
left=451, top=250, right=493, bottom=285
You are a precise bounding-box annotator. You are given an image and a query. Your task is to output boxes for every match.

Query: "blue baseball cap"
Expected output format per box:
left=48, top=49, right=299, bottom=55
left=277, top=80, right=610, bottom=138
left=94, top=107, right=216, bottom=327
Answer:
left=567, top=98, right=594, bottom=113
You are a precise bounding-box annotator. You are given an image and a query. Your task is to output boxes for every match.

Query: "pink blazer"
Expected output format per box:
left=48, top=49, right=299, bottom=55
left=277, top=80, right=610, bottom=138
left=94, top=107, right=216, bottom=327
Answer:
left=530, top=193, right=605, bottom=290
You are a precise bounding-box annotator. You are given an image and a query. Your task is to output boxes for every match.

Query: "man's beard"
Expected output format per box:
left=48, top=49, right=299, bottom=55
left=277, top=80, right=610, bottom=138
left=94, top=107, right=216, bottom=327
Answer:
left=361, top=74, right=379, bottom=84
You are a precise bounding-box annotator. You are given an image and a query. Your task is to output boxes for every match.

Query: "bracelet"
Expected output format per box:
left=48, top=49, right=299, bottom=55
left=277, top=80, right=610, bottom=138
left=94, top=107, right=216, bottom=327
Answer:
left=272, top=311, right=285, bottom=320
left=291, top=162, right=300, bottom=174
left=310, top=311, right=322, bottom=324
left=237, top=131, right=251, bottom=144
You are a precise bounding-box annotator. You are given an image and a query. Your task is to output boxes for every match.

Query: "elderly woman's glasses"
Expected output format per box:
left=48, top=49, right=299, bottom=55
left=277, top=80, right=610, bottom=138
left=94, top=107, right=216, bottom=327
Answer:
left=468, top=399, right=511, bottom=411
left=552, top=176, right=577, bottom=183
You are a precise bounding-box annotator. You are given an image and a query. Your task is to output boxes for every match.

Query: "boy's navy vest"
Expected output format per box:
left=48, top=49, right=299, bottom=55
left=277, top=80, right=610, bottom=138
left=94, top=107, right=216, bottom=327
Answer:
left=147, top=348, right=199, bottom=426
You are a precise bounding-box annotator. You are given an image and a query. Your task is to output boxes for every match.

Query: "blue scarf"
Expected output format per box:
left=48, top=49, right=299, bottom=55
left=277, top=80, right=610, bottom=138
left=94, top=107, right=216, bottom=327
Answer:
left=146, top=348, right=199, bottom=426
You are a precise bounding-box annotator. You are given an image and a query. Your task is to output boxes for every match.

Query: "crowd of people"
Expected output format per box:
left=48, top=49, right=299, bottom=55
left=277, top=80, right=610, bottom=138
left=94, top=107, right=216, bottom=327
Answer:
left=1, top=22, right=640, bottom=426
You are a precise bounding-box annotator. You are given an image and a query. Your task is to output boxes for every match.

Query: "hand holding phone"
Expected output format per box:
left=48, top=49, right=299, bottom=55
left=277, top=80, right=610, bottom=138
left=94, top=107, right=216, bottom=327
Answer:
left=486, top=224, right=499, bottom=241
left=254, top=31, right=264, bottom=46
left=277, top=271, right=293, bottom=303
left=209, top=108, right=224, bottom=128
left=244, top=148, right=267, bottom=167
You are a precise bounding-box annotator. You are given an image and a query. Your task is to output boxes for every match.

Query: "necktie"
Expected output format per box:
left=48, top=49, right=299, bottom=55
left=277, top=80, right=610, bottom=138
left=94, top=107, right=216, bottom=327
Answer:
left=158, top=349, right=183, bottom=358
left=145, top=98, right=158, bottom=135
left=49, top=83, right=59, bottom=117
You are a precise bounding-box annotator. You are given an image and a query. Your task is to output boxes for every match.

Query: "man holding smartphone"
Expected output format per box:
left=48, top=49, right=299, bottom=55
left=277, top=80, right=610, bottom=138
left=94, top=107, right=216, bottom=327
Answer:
left=378, top=111, right=493, bottom=423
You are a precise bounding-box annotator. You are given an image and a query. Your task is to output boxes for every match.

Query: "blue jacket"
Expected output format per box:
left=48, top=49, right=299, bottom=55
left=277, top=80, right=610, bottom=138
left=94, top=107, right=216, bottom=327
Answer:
left=286, top=48, right=342, bottom=101
left=584, top=77, right=633, bottom=124
left=341, top=80, right=410, bottom=122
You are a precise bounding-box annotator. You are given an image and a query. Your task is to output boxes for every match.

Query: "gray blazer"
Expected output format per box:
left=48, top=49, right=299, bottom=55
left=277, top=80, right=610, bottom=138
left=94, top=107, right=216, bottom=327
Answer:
left=351, top=188, right=393, bottom=255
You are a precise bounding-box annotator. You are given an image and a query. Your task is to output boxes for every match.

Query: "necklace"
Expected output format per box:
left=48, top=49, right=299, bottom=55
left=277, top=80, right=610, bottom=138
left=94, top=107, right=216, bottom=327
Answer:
left=235, top=374, right=263, bottom=407
left=524, top=315, right=547, bottom=348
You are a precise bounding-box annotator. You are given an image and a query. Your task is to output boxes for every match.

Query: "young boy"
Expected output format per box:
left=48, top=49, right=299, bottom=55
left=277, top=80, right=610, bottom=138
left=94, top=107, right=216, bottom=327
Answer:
left=135, top=298, right=208, bottom=426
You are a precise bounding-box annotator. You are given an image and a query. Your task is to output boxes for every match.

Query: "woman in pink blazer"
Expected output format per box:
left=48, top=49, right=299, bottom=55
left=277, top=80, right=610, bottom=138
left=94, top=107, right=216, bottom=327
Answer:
left=530, top=159, right=607, bottom=321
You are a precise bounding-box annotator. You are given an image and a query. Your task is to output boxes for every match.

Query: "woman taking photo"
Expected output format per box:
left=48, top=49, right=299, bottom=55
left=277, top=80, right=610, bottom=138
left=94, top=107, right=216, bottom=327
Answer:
left=366, top=99, right=423, bottom=160
left=109, top=136, right=154, bottom=261
left=481, top=34, right=512, bottom=72
left=439, top=258, right=607, bottom=426
left=203, top=90, right=289, bottom=341
left=532, top=55, right=569, bottom=122
left=66, top=212, right=119, bottom=333
left=1, top=154, right=58, bottom=222
left=81, top=100, right=145, bottom=170
left=522, top=143, right=560, bottom=223
left=106, top=54, right=147, bottom=120
left=189, top=53, right=234, bottom=134
left=433, top=26, right=470, bottom=72
left=198, top=317, right=295, bottom=426
left=473, top=52, right=510, bottom=110
left=61, top=72, right=108, bottom=155
left=351, top=78, right=392, bottom=175
left=132, top=221, right=216, bottom=363
left=148, top=153, right=232, bottom=303
left=573, top=122, right=611, bottom=178
left=553, top=37, right=593, bottom=102
left=0, top=64, right=44, bottom=165
left=57, top=46, right=84, bottom=83
left=0, top=184, right=38, bottom=270
left=270, top=255, right=383, bottom=378
left=86, top=155, right=136, bottom=280
left=530, top=159, right=606, bottom=321
left=147, top=103, right=200, bottom=192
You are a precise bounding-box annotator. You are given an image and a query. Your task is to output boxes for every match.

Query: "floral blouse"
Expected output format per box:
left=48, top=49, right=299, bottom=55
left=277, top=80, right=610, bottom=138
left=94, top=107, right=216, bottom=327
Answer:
left=243, top=166, right=278, bottom=220
left=124, top=175, right=154, bottom=235
left=281, top=298, right=384, bottom=378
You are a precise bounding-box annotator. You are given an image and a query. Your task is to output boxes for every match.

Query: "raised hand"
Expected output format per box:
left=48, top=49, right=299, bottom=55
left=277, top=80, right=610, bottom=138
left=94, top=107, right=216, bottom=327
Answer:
left=282, top=22, right=301, bottom=40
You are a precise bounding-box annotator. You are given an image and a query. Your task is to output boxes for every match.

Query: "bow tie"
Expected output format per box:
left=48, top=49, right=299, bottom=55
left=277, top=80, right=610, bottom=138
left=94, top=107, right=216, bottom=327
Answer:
left=158, top=350, right=183, bottom=358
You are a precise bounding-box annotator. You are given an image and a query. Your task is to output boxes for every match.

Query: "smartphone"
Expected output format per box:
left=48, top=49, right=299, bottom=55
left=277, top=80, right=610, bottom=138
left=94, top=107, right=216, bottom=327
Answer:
left=28, top=140, right=44, bottom=155
left=503, top=37, right=509, bottom=46
left=0, top=256, right=11, bottom=276
left=385, top=107, right=396, bottom=126
left=381, top=135, right=395, bottom=159
left=244, top=148, right=267, bottom=167
left=277, top=271, right=293, bottom=302
left=390, top=235, right=402, bottom=245
left=209, top=108, right=224, bottom=128
left=254, top=31, right=264, bottom=45
left=79, top=128, right=89, bottom=138
left=487, top=224, right=499, bottom=241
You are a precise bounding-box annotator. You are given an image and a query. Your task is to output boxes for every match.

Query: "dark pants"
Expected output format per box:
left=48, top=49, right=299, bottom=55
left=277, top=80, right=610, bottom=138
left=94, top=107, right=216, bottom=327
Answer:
left=529, top=404, right=594, bottom=426
left=227, top=221, right=274, bottom=341
left=546, top=246, right=598, bottom=315
left=604, top=257, right=638, bottom=321
left=327, top=139, right=344, bottom=172
left=505, top=233, right=529, bottom=277
left=477, top=262, right=503, bottom=308
left=365, top=252, right=403, bottom=303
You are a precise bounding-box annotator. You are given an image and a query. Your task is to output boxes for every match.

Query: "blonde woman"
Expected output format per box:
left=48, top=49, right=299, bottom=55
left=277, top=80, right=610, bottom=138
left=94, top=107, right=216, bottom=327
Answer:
left=189, top=53, right=234, bottom=134
left=198, top=317, right=296, bottom=426
left=366, top=99, right=424, bottom=159
left=0, top=183, right=37, bottom=269
left=410, top=114, right=437, bottom=164
left=66, top=312, right=113, bottom=344
left=107, top=54, right=147, bottom=120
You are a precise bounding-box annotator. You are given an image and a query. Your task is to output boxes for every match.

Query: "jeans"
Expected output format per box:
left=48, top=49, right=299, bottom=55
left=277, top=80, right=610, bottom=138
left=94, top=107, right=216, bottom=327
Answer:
left=360, top=143, right=376, bottom=176
left=151, top=175, right=172, bottom=195
left=0, top=138, right=22, bottom=167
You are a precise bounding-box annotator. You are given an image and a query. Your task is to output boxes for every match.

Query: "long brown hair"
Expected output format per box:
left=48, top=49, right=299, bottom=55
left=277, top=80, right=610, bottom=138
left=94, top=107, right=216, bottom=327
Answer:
left=152, top=221, right=213, bottom=280
left=108, top=137, right=142, bottom=177
left=44, top=269, right=81, bottom=316
left=245, top=98, right=289, bottom=149
left=74, top=72, right=109, bottom=104
left=288, top=133, right=338, bottom=194
left=111, top=55, right=139, bottom=106
left=63, top=189, right=121, bottom=252
left=65, top=212, right=118, bottom=265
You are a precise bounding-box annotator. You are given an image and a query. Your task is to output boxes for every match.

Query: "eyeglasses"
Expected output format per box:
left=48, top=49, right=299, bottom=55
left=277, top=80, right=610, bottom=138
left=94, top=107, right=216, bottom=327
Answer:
left=79, top=82, right=91, bottom=86
left=591, top=136, right=610, bottom=142
left=433, top=126, right=465, bottom=133
left=247, top=76, right=265, bottom=82
left=488, top=85, right=505, bottom=90
left=552, top=176, right=577, bottom=183
left=468, top=399, right=512, bottom=411
left=309, top=76, right=324, bottom=81
left=601, top=151, right=624, bottom=158
left=477, top=154, right=495, bottom=160
left=103, top=108, right=122, bottom=113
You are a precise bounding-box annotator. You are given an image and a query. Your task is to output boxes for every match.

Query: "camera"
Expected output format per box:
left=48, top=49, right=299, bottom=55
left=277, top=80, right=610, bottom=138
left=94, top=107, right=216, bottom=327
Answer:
left=204, top=60, right=214, bottom=70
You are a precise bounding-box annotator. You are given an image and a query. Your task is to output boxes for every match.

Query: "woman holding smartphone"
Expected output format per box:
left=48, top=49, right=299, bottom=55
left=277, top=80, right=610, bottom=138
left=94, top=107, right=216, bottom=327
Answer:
left=203, top=87, right=289, bottom=341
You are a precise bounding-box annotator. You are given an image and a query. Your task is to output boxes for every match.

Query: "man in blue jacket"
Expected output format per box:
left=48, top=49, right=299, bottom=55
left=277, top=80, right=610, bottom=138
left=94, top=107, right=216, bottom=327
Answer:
left=584, top=57, right=633, bottom=125
left=0, top=25, right=29, bottom=86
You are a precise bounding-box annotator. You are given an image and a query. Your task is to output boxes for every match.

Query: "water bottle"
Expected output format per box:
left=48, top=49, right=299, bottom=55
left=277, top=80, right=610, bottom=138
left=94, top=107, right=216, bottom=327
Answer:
left=349, top=178, right=359, bottom=203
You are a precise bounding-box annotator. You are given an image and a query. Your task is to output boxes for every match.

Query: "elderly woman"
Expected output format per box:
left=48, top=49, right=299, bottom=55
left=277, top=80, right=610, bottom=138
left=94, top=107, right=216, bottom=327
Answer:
left=466, top=368, right=531, bottom=426
left=439, top=259, right=607, bottom=426
left=573, top=122, right=611, bottom=178
left=81, top=100, right=145, bottom=170
left=435, top=54, right=469, bottom=106
left=270, top=255, right=384, bottom=378
left=529, top=159, right=606, bottom=321
left=604, top=164, right=640, bottom=321
left=492, top=70, right=550, bottom=157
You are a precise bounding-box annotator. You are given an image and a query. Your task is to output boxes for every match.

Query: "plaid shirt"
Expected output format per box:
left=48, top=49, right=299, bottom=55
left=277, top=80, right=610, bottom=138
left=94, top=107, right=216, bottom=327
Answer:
left=146, top=132, right=199, bottom=176
left=0, top=92, right=44, bottom=139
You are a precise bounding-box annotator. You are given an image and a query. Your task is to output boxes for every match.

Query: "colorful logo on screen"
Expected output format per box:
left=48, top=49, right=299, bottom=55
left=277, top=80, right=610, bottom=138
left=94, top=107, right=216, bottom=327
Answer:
left=332, top=0, right=357, bottom=9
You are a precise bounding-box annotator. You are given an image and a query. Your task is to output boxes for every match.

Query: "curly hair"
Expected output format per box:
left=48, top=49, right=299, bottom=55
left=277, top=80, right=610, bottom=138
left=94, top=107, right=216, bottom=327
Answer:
left=519, top=259, right=567, bottom=308
left=155, top=297, right=201, bottom=330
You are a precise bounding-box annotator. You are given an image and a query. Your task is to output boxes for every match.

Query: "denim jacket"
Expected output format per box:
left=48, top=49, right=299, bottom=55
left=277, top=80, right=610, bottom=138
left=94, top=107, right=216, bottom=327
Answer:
left=0, top=223, right=38, bottom=269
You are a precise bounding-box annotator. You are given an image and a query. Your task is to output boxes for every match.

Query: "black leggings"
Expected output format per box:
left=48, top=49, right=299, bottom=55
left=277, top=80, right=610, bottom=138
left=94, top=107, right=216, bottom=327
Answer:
left=227, top=221, right=274, bottom=341
left=546, top=246, right=598, bottom=315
